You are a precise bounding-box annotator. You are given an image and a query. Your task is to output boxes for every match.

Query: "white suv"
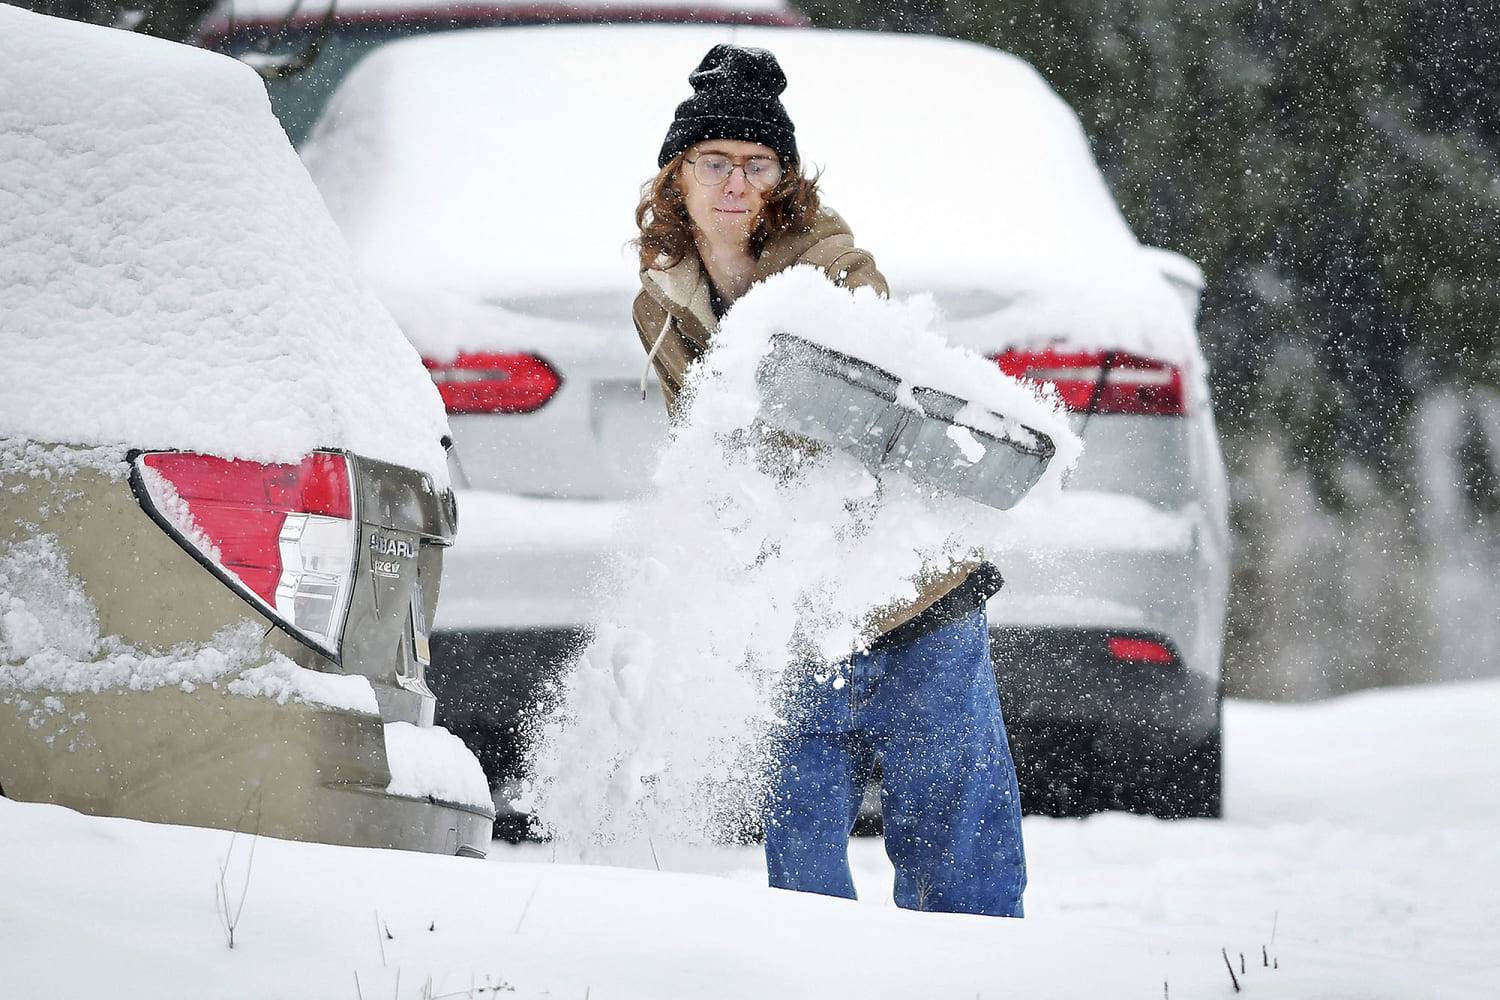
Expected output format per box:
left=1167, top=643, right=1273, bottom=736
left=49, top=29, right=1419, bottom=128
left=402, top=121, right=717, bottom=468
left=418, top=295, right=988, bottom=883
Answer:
left=300, top=23, right=1230, bottom=826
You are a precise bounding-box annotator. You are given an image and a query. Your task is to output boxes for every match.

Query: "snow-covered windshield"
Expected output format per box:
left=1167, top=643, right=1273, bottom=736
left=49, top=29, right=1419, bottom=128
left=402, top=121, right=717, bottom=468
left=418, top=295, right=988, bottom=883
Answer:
left=301, top=25, right=1196, bottom=357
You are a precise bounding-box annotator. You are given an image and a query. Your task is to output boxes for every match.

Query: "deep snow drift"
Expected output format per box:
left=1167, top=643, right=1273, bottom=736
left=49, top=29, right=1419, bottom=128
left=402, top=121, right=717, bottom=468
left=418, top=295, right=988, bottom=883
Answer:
left=522, top=269, right=1080, bottom=846
left=3, top=677, right=1495, bottom=998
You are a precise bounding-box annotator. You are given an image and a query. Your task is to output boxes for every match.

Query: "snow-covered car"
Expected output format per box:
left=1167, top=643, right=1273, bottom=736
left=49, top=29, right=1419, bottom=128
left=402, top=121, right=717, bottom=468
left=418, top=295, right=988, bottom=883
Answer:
left=193, top=0, right=809, bottom=145
left=299, top=24, right=1229, bottom=823
left=981, top=253, right=1229, bottom=818
left=0, top=8, right=493, bottom=855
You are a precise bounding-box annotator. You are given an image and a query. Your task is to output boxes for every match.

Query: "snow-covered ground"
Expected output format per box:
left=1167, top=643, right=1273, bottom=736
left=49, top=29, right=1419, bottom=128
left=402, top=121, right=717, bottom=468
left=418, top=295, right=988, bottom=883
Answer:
left=4, top=678, right=1495, bottom=998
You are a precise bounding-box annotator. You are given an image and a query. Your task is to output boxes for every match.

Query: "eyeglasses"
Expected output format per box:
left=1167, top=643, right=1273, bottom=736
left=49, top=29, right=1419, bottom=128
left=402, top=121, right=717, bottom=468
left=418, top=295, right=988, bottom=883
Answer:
left=683, top=153, right=784, bottom=191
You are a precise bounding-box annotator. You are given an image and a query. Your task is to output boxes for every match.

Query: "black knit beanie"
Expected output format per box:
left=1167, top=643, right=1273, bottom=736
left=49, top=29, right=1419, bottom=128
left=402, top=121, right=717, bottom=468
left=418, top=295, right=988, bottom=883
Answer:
left=658, top=44, right=798, bottom=169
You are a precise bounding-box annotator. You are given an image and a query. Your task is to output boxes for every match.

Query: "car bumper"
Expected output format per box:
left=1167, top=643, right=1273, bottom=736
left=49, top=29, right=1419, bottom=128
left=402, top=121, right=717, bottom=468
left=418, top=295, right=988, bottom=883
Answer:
left=991, top=626, right=1219, bottom=738
left=982, top=494, right=1228, bottom=685
left=989, top=625, right=1221, bottom=817
left=0, top=680, right=494, bottom=856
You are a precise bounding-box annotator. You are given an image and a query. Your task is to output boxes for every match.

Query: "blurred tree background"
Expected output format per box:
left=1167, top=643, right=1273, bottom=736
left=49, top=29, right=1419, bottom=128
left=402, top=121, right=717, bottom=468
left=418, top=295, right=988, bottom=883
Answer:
left=801, top=0, right=1500, bottom=698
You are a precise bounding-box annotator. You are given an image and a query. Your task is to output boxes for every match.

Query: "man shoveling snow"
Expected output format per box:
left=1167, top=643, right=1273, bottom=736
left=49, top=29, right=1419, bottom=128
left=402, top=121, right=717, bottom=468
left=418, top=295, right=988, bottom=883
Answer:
left=525, top=43, right=1078, bottom=918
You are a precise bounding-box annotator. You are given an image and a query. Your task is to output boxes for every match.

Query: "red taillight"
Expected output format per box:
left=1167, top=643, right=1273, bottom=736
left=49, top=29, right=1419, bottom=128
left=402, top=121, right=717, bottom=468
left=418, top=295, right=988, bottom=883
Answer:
left=1108, top=636, right=1177, bottom=665
left=423, top=353, right=562, bottom=414
left=994, top=350, right=1186, bottom=416
left=134, top=451, right=357, bottom=656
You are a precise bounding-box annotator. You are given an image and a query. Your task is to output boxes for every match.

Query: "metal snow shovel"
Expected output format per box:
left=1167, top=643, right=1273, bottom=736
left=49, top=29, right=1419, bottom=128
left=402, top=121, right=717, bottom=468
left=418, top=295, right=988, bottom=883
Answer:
left=754, top=332, right=1056, bottom=510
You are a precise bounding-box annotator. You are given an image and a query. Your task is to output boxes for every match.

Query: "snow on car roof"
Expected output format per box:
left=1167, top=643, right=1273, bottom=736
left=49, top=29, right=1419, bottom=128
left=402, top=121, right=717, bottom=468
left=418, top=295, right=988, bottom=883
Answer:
left=0, top=7, right=450, bottom=483
left=299, top=24, right=1197, bottom=364
left=201, top=0, right=797, bottom=26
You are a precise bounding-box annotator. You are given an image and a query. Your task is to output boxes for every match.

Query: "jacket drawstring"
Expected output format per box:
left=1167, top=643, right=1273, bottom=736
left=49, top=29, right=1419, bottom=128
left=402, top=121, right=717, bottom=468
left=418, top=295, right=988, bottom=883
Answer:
left=641, top=311, right=673, bottom=400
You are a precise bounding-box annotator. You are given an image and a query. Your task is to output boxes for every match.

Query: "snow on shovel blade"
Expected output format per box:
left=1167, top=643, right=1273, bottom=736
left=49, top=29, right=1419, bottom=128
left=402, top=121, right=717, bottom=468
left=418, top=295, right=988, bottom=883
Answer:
left=754, top=332, right=905, bottom=469
left=754, top=332, right=1055, bottom=510
left=890, top=384, right=1056, bottom=509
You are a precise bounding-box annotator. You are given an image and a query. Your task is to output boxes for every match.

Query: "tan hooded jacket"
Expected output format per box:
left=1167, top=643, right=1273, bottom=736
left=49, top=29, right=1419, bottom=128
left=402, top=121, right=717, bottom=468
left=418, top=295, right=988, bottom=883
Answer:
left=631, top=208, right=977, bottom=642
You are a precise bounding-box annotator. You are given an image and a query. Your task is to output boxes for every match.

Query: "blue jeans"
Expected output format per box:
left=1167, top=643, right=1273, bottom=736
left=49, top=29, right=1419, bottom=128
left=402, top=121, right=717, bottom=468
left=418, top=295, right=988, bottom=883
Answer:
left=763, top=607, right=1026, bottom=917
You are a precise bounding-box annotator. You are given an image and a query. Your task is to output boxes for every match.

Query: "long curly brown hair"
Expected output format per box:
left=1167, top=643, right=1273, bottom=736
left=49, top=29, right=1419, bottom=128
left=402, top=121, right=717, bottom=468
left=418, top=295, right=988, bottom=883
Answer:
left=633, top=152, right=822, bottom=270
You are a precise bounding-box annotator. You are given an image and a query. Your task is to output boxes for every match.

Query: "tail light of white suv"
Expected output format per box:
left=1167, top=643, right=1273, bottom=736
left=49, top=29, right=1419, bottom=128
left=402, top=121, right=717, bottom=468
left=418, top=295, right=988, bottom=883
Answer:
left=1106, top=635, right=1178, bottom=666
left=995, top=349, right=1186, bottom=417
left=131, top=450, right=359, bottom=658
left=423, top=352, right=562, bottom=415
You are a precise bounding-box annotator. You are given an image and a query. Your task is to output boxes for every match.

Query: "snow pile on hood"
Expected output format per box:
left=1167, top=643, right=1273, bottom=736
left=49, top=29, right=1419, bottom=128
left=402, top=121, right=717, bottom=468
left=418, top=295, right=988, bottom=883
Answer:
left=0, top=7, right=449, bottom=483
left=524, top=270, right=1078, bottom=846
left=301, top=24, right=1194, bottom=361
left=0, top=534, right=378, bottom=715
